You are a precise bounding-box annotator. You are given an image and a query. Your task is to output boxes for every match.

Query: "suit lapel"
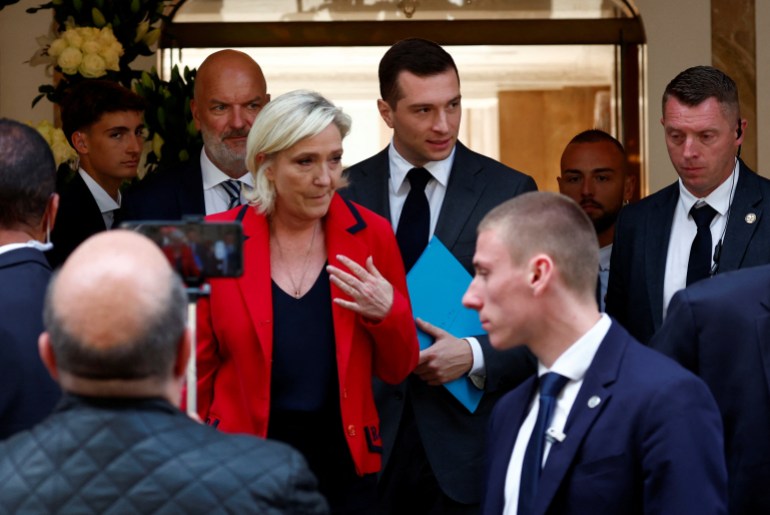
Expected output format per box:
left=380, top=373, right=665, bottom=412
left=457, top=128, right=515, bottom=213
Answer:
left=719, top=161, right=763, bottom=271
left=645, top=184, right=678, bottom=328
left=532, top=323, right=626, bottom=515
left=756, top=289, right=770, bottom=405
left=180, top=156, right=206, bottom=216
left=435, top=142, right=485, bottom=250
left=488, top=377, right=538, bottom=513
left=345, top=147, right=391, bottom=221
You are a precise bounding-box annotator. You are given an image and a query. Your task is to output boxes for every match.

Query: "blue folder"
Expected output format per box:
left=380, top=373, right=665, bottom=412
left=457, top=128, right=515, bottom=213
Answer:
left=407, top=237, right=484, bottom=413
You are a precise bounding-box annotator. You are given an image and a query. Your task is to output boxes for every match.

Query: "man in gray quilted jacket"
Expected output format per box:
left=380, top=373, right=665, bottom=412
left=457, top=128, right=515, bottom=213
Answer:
left=0, top=230, right=328, bottom=515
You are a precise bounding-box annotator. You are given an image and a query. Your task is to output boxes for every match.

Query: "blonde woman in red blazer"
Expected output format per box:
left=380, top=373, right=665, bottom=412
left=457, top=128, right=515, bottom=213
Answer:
left=195, top=90, right=419, bottom=513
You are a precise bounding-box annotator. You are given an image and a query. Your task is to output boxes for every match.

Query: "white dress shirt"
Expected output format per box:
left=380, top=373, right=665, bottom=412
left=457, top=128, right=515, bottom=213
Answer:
left=386, top=144, right=486, bottom=380
left=200, top=150, right=254, bottom=215
left=79, top=168, right=120, bottom=229
left=662, top=160, right=738, bottom=317
left=503, top=314, right=611, bottom=515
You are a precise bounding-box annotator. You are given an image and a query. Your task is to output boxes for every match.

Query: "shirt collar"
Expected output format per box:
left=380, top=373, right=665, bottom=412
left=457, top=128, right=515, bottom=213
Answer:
left=538, top=313, right=612, bottom=381
left=677, top=158, right=739, bottom=217
left=387, top=140, right=455, bottom=194
left=79, top=168, right=120, bottom=213
left=200, top=149, right=254, bottom=190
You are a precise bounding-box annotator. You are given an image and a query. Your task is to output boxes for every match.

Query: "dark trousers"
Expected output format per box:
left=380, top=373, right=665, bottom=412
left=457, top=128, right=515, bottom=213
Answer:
left=377, top=398, right=478, bottom=515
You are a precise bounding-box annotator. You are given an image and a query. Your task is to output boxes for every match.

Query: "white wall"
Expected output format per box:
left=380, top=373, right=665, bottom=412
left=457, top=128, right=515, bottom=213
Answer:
left=0, top=0, right=53, bottom=122
left=634, top=0, right=711, bottom=194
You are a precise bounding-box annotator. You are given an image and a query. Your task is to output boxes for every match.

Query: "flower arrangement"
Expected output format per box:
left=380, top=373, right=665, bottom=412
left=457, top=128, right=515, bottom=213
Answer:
left=43, top=25, right=123, bottom=78
left=27, top=0, right=170, bottom=105
left=133, top=65, right=203, bottom=172
left=22, top=0, right=201, bottom=173
left=29, top=119, right=77, bottom=169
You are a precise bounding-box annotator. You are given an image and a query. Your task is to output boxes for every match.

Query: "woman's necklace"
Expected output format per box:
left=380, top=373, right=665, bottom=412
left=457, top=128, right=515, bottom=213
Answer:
left=273, top=222, right=319, bottom=298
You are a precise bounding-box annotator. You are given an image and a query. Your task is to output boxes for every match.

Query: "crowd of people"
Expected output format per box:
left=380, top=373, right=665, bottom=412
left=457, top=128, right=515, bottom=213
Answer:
left=0, top=36, right=768, bottom=515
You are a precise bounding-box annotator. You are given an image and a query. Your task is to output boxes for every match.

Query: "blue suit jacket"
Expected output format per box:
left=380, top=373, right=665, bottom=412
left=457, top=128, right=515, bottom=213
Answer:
left=483, top=321, right=727, bottom=515
left=341, top=142, right=538, bottom=503
left=0, top=248, right=61, bottom=439
left=651, top=265, right=770, bottom=514
left=606, top=160, right=770, bottom=343
left=122, top=155, right=206, bottom=222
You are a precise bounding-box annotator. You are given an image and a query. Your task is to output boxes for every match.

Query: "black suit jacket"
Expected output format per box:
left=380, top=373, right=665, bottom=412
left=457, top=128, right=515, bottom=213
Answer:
left=341, top=142, right=538, bottom=504
left=0, top=248, right=60, bottom=439
left=47, top=172, right=107, bottom=269
left=650, top=265, right=770, bottom=514
left=606, top=160, right=770, bottom=343
left=122, top=155, right=206, bottom=222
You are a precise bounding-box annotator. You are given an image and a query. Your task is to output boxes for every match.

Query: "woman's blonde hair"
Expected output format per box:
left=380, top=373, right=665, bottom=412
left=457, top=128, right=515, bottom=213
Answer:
left=244, top=90, right=352, bottom=214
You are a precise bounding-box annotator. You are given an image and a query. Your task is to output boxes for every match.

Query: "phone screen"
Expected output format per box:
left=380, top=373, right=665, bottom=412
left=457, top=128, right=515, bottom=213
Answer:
left=121, top=221, right=244, bottom=286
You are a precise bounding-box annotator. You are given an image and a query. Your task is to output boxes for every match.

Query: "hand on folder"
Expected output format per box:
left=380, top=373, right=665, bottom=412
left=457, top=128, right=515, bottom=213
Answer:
left=413, top=317, right=473, bottom=386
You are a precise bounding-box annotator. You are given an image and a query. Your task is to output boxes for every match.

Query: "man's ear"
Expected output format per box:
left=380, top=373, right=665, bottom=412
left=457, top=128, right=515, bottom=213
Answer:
left=172, top=328, right=192, bottom=380
left=377, top=99, right=395, bottom=129
left=71, top=131, right=88, bottom=154
left=528, top=254, right=554, bottom=295
left=44, top=193, right=60, bottom=234
left=38, top=332, right=59, bottom=381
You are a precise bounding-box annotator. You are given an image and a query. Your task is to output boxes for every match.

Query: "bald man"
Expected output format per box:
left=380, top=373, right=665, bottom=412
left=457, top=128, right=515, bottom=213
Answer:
left=123, top=49, right=270, bottom=220
left=0, top=231, right=327, bottom=514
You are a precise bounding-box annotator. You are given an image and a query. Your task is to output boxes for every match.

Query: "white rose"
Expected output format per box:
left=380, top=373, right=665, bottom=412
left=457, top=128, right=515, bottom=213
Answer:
left=48, top=38, right=68, bottom=58
left=100, top=47, right=120, bottom=71
left=79, top=53, right=106, bottom=78
left=98, top=27, right=118, bottom=47
left=58, top=47, right=83, bottom=75
left=81, top=40, right=100, bottom=55
left=51, top=141, right=76, bottom=168
left=62, top=29, right=83, bottom=49
left=79, top=27, right=100, bottom=41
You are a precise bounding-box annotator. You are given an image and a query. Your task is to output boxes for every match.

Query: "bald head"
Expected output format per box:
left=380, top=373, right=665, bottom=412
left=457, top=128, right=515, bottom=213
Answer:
left=192, top=50, right=270, bottom=178
left=42, top=231, right=188, bottom=397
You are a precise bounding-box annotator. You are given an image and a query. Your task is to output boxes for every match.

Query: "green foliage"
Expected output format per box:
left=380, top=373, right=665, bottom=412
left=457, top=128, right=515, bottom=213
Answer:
left=133, top=65, right=202, bottom=172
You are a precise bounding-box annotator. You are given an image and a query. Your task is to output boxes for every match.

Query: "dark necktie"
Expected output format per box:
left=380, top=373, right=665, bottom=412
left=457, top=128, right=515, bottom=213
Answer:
left=518, top=372, right=570, bottom=515
left=396, top=168, right=432, bottom=272
left=221, top=179, right=242, bottom=209
left=686, top=203, right=717, bottom=286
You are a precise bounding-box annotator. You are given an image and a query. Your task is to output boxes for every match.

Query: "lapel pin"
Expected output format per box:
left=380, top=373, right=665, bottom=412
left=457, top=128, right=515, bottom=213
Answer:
left=745, top=213, right=757, bottom=224
left=587, top=396, right=601, bottom=408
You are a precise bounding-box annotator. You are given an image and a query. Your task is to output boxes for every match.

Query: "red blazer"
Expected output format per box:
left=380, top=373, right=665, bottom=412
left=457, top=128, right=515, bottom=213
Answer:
left=195, top=194, right=419, bottom=475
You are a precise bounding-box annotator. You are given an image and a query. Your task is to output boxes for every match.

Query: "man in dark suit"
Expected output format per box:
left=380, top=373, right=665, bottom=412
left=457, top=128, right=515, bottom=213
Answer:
left=47, top=80, right=146, bottom=268
left=342, top=38, right=537, bottom=513
left=606, top=65, right=770, bottom=343
left=651, top=264, right=770, bottom=514
left=122, top=49, right=270, bottom=220
left=463, top=192, right=727, bottom=515
left=0, top=119, right=61, bottom=438
left=0, top=230, right=328, bottom=514
left=557, top=129, right=634, bottom=311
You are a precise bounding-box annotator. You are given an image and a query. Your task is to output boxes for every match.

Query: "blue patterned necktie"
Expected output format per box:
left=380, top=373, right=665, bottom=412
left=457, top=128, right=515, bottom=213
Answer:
left=221, top=179, right=242, bottom=210
left=518, top=372, right=570, bottom=515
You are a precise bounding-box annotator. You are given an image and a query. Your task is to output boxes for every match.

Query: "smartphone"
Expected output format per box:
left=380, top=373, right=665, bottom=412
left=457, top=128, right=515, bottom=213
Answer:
left=121, top=220, right=244, bottom=286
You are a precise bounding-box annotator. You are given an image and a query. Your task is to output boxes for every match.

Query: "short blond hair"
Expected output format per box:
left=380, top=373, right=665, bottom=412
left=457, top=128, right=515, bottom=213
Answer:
left=479, top=192, right=599, bottom=296
left=245, top=90, right=352, bottom=214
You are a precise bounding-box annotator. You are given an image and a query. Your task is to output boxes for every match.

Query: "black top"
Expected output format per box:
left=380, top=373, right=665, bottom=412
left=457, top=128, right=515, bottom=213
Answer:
left=270, top=267, right=336, bottom=412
